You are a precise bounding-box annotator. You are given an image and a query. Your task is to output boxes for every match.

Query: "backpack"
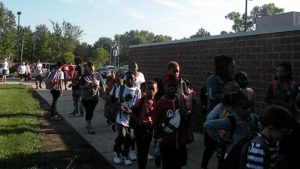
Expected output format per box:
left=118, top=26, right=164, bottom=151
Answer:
left=271, top=80, right=297, bottom=94
left=222, top=115, right=260, bottom=169
left=239, top=135, right=270, bottom=169
left=45, top=70, right=58, bottom=89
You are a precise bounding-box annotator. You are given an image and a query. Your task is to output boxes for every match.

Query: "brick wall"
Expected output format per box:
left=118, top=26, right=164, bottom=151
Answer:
left=129, top=26, right=300, bottom=113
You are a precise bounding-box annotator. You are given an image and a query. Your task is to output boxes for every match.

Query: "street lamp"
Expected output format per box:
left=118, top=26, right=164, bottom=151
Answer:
left=244, top=0, right=253, bottom=32
left=17, top=11, right=22, bottom=63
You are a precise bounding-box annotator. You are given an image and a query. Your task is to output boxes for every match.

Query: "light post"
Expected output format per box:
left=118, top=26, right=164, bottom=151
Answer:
left=244, top=0, right=248, bottom=31
left=17, top=11, right=22, bottom=63
left=244, top=0, right=253, bottom=32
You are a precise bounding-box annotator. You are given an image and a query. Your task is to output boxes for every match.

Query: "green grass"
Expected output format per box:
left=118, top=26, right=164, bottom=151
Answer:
left=0, top=85, right=46, bottom=169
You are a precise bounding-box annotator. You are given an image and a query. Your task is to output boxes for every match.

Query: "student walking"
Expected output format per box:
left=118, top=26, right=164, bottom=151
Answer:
left=204, top=91, right=260, bottom=169
left=265, top=62, right=298, bottom=116
left=80, top=62, right=100, bottom=134
left=34, top=60, right=43, bottom=89
left=68, top=56, right=84, bottom=117
left=113, top=71, right=141, bottom=166
left=131, top=80, right=158, bottom=169
left=50, top=61, right=64, bottom=119
left=152, top=73, right=189, bottom=169
left=18, top=62, right=26, bottom=82
left=2, top=58, right=9, bottom=83
left=201, top=55, right=235, bottom=169
left=242, top=105, right=293, bottom=169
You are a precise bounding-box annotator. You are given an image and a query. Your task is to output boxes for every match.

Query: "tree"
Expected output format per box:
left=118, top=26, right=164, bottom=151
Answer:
left=49, top=20, right=83, bottom=63
left=190, top=28, right=211, bottom=38
left=153, top=35, right=172, bottom=43
left=33, top=24, right=52, bottom=62
left=250, top=3, right=284, bottom=23
left=0, top=2, right=17, bottom=60
left=74, top=42, right=93, bottom=62
left=93, top=37, right=113, bottom=53
left=225, top=3, right=284, bottom=32
left=91, top=47, right=109, bottom=67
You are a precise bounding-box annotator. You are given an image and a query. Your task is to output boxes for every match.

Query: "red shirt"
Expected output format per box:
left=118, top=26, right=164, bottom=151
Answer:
left=152, top=95, right=188, bottom=146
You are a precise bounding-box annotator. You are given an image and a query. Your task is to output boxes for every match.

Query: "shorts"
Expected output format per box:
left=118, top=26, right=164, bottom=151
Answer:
left=2, top=70, right=8, bottom=75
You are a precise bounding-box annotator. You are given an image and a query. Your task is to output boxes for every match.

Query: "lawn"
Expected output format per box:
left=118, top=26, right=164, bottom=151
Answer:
left=0, top=84, right=46, bottom=169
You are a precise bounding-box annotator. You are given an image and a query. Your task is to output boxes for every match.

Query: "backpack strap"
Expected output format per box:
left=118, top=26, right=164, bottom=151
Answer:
left=118, top=85, right=125, bottom=103
left=271, top=80, right=278, bottom=94
left=272, top=79, right=297, bottom=93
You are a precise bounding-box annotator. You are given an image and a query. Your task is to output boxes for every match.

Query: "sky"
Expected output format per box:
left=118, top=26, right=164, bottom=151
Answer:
left=2, top=0, right=299, bottom=45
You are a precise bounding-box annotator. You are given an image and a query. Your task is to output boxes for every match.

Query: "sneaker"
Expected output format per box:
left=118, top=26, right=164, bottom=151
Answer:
left=51, top=115, right=61, bottom=120
left=88, top=129, right=95, bottom=135
left=129, top=150, right=137, bottom=161
left=113, top=152, right=121, bottom=165
left=68, top=112, right=76, bottom=117
left=122, top=157, right=132, bottom=166
left=147, top=154, right=154, bottom=160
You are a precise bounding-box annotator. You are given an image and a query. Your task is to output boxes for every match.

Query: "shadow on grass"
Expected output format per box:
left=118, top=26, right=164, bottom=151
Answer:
left=0, top=88, right=116, bottom=169
left=0, top=113, right=43, bottom=118
left=0, top=148, right=115, bottom=169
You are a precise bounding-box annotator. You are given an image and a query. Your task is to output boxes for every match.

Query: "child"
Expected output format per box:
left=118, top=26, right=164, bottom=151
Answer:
left=265, top=62, right=298, bottom=116
left=234, top=71, right=255, bottom=113
left=131, top=80, right=158, bottom=169
left=69, top=56, right=84, bottom=117
left=152, top=73, right=189, bottom=169
left=242, top=105, right=293, bottom=169
left=204, top=91, right=260, bottom=169
left=113, top=71, right=141, bottom=166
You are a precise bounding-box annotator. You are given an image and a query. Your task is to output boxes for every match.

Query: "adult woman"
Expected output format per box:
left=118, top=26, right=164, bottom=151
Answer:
left=80, top=62, right=100, bottom=134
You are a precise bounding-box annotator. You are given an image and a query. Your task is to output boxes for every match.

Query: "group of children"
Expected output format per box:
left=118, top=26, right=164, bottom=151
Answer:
left=49, top=54, right=300, bottom=169
left=101, top=61, right=196, bottom=169
left=202, top=55, right=299, bottom=169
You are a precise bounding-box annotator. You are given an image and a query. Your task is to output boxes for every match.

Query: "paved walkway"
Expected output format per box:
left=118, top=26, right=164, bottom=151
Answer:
left=7, top=80, right=218, bottom=169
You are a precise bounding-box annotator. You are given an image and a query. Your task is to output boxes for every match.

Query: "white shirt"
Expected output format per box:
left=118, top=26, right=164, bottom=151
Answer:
left=134, top=72, right=145, bottom=88
left=34, top=62, right=43, bottom=75
left=3, top=61, right=8, bottom=70
left=116, top=85, right=141, bottom=127
left=18, top=65, right=26, bottom=74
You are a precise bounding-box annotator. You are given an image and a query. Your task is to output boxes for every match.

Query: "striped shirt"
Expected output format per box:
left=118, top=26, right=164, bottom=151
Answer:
left=245, top=134, right=279, bottom=169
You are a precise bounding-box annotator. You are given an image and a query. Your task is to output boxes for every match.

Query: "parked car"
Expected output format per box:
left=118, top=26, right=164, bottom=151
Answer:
left=96, top=65, right=116, bottom=78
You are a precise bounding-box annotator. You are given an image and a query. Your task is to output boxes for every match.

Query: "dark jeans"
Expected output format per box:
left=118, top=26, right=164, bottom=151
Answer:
left=35, top=75, right=42, bottom=86
left=160, top=142, right=187, bottom=169
left=51, top=90, right=61, bottom=117
left=82, top=98, right=98, bottom=120
left=201, top=132, right=217, bottom=169
left=114, top=124, right=134, bottom=157
left=135, top=125, right=153, bottom=169
left=72, top=90, right=84, bottom=115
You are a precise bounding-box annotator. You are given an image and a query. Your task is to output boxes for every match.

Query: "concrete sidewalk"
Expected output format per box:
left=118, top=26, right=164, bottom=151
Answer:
left=26, top=81, right=217, bottom=169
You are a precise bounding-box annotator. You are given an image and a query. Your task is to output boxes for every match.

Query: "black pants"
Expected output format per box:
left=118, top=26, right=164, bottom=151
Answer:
left=114, top=124, right=134, bottom=157
left=51, top=90, right=61, bottom=117
left=160, top=141, right=187, bottom=169
left=201, top=132, right=217, bottom=169
left=135, top=125, right=153, bottom=169
left=82, top=98, right=98, bottom=120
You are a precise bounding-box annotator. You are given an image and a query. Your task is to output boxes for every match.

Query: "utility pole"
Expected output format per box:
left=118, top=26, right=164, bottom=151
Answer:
left=17, top=11, right=22, bottom=63
left=245, top=0, right=248, bottom=31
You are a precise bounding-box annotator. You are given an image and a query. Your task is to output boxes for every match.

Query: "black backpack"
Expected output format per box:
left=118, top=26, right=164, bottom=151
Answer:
left=222, top=115, right=261, bottom=169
